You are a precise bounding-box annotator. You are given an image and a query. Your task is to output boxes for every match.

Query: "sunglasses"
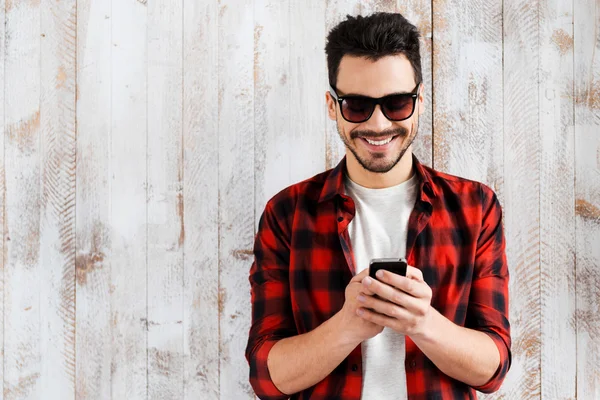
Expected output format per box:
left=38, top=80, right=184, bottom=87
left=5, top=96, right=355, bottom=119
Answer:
left=329, top=82, right=421, bottom=123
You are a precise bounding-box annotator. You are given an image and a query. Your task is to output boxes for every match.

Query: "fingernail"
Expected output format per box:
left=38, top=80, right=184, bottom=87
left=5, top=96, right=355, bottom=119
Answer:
left=357, top=295, right=365, bottom=302
left=357, top=308, right=364, bottom=316
left=376, top=270, right=384, bottom=279
left=363, top=277, right=372, bottom=286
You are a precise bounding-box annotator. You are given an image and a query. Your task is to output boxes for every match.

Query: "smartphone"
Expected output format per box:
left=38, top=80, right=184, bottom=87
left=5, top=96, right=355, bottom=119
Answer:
left=369, top=258, right=407, bottom=280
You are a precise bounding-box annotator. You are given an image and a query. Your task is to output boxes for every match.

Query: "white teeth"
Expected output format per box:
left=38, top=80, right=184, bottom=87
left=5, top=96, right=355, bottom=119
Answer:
left=365, top=136, right=393, bottom=146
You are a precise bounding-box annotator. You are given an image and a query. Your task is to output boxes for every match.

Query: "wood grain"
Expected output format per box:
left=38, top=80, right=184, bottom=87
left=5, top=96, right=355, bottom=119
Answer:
left=575, top=0, right=600, bottom=397
left=0, top=0, right=4, bottom=394
left=254, top=0, right=291, bottom=216
left=39, top=0, right=77, bottom=397
left=110, top=0, right=148, bottom=398
left=4, top=1, right=42, bottom=399
left=539, top=0, right=577, bottom=398
left=147, top=0, right=184, bottom=398
left=182, top=0, right=220, bottom=399
left=218, top=1, right=255, bottom=398
left=75, top=0, right=112, bottom=398
left=432, top=0, right=503, bottom=192
left=501, top=0, right=542, bottom=398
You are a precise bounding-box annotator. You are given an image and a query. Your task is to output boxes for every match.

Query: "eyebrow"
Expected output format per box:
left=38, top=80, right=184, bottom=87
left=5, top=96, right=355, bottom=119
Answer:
left=336, top=88, right=416, bottom=97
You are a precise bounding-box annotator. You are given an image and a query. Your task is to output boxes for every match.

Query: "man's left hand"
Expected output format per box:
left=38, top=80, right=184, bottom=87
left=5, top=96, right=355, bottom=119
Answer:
left=355, top=265, right=433, bottom=339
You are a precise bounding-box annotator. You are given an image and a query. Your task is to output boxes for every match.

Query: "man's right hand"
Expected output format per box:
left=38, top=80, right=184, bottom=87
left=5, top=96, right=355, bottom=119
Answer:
left=338, top=268, right=384, bottom=344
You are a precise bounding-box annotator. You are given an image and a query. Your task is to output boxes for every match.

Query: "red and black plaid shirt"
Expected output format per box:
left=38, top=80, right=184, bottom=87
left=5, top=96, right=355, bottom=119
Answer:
left=246, top=154, right=511, bottom=400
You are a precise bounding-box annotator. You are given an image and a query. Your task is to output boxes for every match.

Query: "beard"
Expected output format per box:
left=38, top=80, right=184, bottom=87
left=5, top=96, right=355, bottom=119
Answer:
left=336, top=116, right=419, bottom=174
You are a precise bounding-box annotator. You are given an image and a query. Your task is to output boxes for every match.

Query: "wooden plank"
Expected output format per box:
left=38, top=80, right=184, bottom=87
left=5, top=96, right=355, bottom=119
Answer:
left=0, top=0, right=5, bottom=395
left=75, top=0, right=112, bottom=398
left=39, top=0, right=77, bottom=397
left=3, top=1, right=42, bottom=399
left=500, top=0, right=541, bottom=398
left=574, top=0, right=600, bottom=397
left=539, top=0, right=576, bottom=398
left=288, top=0, right=327, bottom=185
left=147, top=0, right=184, bottom=398
left=218, top=0, right=255, bottom=398
left=432, top=0, right=503, bottom=191
left=254, top=0, right=291, bottom=214
left=182, top=1, right=219, bottom=399
left=110, top=0, right=148, bottom=398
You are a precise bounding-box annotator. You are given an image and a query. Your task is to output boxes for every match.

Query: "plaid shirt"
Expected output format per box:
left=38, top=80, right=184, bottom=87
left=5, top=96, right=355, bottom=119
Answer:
left=246, top=154, right=511, bottom=400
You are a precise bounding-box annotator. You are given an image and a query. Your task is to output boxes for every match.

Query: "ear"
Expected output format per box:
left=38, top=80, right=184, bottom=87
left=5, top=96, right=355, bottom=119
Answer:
left=417, top=83, right=425, bottom=116
left=325, top=91, right=337, bottom=121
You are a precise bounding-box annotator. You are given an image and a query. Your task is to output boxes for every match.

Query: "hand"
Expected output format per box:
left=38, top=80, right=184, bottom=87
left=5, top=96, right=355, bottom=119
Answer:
left=356, top=265, right=433, bottom=339
left=337, top=268, right=384, bottom=344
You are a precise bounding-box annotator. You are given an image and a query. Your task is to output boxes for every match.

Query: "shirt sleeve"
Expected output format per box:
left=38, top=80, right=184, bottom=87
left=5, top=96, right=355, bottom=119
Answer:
left=466, top=184, right=512, bottom=394
left=245, top=199, right=297, bottom=400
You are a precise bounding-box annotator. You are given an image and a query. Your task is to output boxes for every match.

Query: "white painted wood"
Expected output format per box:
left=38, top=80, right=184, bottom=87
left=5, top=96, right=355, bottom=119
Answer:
left=254, top=0, right=291, bottom=215
left=501, top=0, right=541, bottom=398
left=75, top=0, right=112, bottom=398
left=575, top=0, right=600, bottom=398
left=0, top=0, right=4, bottom=395
left=289, top=0, right=327, bottom=186
left=110, top=0, right=147, bottom=398
left=147, top=0, right=184, bottom=398
left=539, top=0, right=577, bottom=398
left=432, top=0, right=503, bottom=192
left=39, top=0, right=77, bottom=397
left=3, top=1, right=42, bottom=399
left=182, top=1, right=220, bottom=399
left=218, top=1, right=255, bottom=398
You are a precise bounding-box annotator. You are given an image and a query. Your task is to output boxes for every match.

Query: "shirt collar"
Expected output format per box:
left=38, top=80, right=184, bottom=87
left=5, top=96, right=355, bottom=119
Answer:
left=318, top=153, right=437, bottom=204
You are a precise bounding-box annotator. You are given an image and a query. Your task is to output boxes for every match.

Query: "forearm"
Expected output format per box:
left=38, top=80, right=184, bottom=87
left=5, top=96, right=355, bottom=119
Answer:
left=267, top=311, right=360, bottom=395
left=412, top=307, right=500, bottom=387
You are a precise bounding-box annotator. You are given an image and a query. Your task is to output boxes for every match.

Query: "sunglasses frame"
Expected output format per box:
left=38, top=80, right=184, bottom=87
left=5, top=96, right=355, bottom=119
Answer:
left=329, top=81, right=421, bottom=123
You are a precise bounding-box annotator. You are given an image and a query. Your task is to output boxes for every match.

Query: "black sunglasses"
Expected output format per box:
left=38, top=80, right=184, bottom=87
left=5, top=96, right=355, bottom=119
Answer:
left=329, top=82, right=421, bottom=123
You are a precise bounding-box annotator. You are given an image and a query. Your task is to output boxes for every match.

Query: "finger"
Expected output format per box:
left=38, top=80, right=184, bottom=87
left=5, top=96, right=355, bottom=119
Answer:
left=357, top=293, right=411, bottom=319
left=356, top=306, right=399, bottom=329
left=351, top=267, right=370, bottom=283
left=406, top=265, right=424, bottom=281
left=372, top=269, right=430, bottom=299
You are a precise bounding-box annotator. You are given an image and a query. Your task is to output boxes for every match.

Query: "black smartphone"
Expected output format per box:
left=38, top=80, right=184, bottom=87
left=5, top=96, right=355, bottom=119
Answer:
left=369, top=258, right=407, bottom=280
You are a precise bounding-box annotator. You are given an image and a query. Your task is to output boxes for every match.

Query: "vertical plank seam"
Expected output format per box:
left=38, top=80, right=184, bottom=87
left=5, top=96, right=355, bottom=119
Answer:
left=145, top=0, right=149, bottom=397
left=74, top=0, right=79, bottom=398
left=110, top=0, right=114, bottom=397
left=181, top=0, right=185, bottom=398
left=572, top=0, right=577, bottom=397
left=536, top=0, right=544, bottom=400
left=216, top=0, right=221, bottom=395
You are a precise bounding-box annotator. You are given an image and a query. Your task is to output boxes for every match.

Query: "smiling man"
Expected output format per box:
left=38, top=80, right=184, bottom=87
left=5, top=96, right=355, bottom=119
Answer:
left=246, top=12, right=511, bottom=400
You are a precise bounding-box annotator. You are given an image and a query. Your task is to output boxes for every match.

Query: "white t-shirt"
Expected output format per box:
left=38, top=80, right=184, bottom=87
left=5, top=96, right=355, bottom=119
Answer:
left=344, top=171, right=419, bottom=400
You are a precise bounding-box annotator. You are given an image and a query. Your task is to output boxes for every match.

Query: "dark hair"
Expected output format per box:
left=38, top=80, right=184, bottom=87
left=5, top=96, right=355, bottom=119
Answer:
left=325, top=12, right=422, bottom=88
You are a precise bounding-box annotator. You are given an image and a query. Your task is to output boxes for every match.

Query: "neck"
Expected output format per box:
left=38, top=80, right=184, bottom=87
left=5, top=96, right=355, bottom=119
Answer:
left=346, top=148, right=415, bottom=189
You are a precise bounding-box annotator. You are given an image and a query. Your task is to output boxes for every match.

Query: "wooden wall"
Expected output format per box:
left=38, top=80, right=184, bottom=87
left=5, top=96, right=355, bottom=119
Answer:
left=0, top=0, right=598, bottom=399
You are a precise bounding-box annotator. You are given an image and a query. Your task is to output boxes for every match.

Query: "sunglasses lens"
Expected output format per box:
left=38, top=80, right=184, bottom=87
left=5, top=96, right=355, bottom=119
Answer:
left=341, top=98, right=374, bottom=123
left=382, top=95, right=414, bottom=120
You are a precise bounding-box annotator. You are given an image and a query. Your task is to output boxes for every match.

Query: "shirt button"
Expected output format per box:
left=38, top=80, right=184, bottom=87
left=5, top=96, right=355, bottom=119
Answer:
left=410, top=360, right=417, bottom=369
left=351, top=364, right=358, bottom=372
left=337, top=217, right=344, bottom=222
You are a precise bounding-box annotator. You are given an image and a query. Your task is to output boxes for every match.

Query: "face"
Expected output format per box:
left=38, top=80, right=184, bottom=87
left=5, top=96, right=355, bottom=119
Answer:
left=326, top=54, right=424, bottom=174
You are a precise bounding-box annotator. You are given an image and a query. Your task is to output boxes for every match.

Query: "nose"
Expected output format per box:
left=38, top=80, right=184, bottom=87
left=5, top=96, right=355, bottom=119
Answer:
left=363, top=104, right=392, bottom=132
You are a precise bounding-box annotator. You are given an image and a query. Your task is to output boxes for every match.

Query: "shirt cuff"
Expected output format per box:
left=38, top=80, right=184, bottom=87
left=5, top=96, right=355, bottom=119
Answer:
left=249, top=339, right=290, bottom=400
left=471, top=329, right=511, bottom=393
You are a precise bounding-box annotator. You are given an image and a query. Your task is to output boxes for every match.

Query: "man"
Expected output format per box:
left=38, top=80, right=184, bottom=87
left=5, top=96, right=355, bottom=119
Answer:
left=245, top=12, right=511, bottom=400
